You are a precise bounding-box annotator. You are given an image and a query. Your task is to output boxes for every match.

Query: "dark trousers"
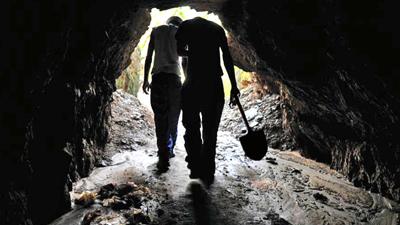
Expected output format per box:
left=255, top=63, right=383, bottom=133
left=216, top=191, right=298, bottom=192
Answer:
left=181, top=77, right=224, bottom=176
left=150, top=73, right=182, bottom=159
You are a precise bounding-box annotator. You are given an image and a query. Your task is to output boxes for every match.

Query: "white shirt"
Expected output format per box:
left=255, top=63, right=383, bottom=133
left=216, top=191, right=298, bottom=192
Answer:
left=151, top=24, right=181, bottom=76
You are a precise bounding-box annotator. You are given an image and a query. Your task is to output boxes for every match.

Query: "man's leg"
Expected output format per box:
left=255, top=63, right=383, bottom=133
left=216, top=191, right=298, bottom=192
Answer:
left=166, top=75, right=182, bottom=157
left=200, top=100, right=224, bottom=183
left=150, top=75, right=170, bottom=171
left=200, top=82, right=225, bottom=184
left=167, top=136, right=175, bottom=157
left=181, top=86, right=202, bottom=178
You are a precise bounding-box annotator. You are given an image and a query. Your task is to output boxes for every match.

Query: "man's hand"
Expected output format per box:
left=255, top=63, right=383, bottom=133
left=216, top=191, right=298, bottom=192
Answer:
left=142, top=80, right=151, bottom=95
left=229, top=86, right=240, bottom=107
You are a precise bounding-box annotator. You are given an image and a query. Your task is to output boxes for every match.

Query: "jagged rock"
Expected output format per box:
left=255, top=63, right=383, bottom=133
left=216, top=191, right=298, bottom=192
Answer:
left=102, top=196, right=130, bottom=210
left=96, top=182, right=149, bottom=213
left=98, top=183, right=117, bottom=200
left=74, top=191, right=97, bottom=207
left=265, top=212, right=292, bottom=225
left=313, top=193, right=329, bottom=204
left=124, top=208, right=151, bottom=224
left=156, top=208, right=165, bottom=217
left=122, top=193, right=142, bottom=209
left=291, top=169, right=302, bottom=175
left=221, top=89, right=297, bottom=150
left=81, top=210, right=101, bottom=225
left=115, top=183, right=135, bottom=197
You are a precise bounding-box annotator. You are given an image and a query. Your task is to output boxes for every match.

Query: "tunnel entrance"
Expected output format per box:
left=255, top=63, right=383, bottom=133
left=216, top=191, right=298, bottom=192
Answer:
left=49, top=6, right=399, bottom=225
left=3, top=1, right=400, bottom=225
left=115, top=6, right=254, bottom=103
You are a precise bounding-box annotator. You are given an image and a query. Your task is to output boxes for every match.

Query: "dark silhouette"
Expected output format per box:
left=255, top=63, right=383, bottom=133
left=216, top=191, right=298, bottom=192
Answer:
left=176, top=17, right=240, bottom=185
left=143, top=16, right=186, bottom=172
left=188, top=181, right=215, bottom=225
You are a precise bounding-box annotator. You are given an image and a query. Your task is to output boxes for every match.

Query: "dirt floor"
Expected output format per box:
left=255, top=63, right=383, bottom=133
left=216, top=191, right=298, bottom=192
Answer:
left=49, top=90, right=399, bottom=225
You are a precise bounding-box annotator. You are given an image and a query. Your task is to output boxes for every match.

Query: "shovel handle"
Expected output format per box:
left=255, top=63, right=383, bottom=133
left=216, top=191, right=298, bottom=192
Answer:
left=234, top=95, right=252, bottom=132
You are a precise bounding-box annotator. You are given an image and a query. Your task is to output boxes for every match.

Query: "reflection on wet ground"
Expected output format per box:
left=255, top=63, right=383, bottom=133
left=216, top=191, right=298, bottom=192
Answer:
left=188, top=181, right=214, bottom=225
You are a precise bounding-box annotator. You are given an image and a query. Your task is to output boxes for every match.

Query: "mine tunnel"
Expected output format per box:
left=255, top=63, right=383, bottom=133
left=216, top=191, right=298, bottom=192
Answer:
left=1, top=0, right=400, bottom=225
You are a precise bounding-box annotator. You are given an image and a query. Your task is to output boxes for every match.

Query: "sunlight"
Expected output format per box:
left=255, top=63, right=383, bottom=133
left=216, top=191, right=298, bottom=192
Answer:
left=117, top=7, right=253, bottom=100
left=137, top=7, right=223, bottom=59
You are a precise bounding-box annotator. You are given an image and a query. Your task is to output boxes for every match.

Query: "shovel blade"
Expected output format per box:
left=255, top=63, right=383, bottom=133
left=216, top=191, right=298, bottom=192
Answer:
left=239, top=129, right=268, bottom=160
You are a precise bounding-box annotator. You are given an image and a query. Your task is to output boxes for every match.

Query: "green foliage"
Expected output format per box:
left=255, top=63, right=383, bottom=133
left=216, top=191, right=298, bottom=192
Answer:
left=222, top=66, right=253, bottom=98
left=116, top=48, right=142, bottom=96
left=236, top=68, right=253, bottom=89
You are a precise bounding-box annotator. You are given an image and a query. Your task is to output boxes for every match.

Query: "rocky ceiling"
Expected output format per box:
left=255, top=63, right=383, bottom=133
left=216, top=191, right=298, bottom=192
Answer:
left=1, top=0, right=399, bottom=224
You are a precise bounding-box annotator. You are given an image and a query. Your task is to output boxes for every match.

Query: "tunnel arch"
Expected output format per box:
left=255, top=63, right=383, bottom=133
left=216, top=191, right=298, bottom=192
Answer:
left=1, top=0, right=400, bottom=224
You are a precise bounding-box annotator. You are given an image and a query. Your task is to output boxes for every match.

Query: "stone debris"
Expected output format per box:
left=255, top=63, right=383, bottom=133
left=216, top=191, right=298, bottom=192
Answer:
left=291, top=169, right=302, bottom=174
left=265, top=212, right=292, bottom=225
left=75, top=191, right=97, bottom=206
left=156, top=208, right=165, bottom=217
left=98, top=182, right=150, bottom=210
left=266, top=157, right=278, bottom=165
left=77, top=182, right=155, bottom=225
left=103, top=90, right=154, bottom=159
left=221, top=87, right=297, bottom=150
left=81, top=210, right=101, bottom=225
left=102, top=196, right=130, bottom=210
left=313, top=192, right=329, bottom=204
left=123, top=208, right=151, bottom=224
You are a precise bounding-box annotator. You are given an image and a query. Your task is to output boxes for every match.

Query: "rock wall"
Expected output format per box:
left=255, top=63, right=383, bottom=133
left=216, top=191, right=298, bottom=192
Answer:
left=1, top=0, right=399, bottom=224
left=216, top=0, right=400, bottom=202
left=0, top=1, right=150, bottom=224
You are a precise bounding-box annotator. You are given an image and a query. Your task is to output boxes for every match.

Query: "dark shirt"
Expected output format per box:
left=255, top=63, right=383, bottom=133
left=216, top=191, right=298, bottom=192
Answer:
left=175, top=17, right=227, bottom=82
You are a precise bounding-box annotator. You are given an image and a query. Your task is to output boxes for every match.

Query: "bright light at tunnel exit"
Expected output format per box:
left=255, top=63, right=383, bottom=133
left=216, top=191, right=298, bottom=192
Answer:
left=137, top=7, right=223, bottom=59
left=117, top=7, right=253, bottom=103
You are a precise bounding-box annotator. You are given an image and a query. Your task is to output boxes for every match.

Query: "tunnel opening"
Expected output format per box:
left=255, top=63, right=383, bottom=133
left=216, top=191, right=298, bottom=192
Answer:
left=52, top=4, right=399, bottom=225
left=115, top=6, right=256, bottom=101
left=110, top=7, right=283, bottom=156
left=58, top=5, right=303, bottom=225
left=105, top=5, right=294, bottom=177
left=2, top=1, right=400, bottom=225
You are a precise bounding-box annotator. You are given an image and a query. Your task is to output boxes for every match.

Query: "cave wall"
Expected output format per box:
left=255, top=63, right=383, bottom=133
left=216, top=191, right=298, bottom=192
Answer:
left=0, top=1, right=150, bottom=224
left=215, top=0, right=400, bottom=201
left=1, top=0, right=400, bottom=224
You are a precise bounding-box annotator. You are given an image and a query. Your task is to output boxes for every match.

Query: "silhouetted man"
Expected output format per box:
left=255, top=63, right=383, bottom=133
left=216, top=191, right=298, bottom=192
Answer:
left=143, top=16, right=185, bottom=172
left=176, top=17, right=239, bottom=185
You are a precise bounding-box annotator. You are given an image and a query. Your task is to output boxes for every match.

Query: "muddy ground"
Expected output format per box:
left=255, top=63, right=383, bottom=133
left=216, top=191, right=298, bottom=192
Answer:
left=50, top=89, right=399, bottom=225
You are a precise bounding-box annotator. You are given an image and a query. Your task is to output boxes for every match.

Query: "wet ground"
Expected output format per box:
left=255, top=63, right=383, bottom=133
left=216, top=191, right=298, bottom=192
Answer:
left=50, top=90, right=399, bottom=225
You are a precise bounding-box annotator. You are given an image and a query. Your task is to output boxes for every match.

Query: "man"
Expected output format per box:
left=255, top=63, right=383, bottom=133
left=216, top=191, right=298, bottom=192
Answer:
left=175, top=17, right=240, bottom=185
left=143, top=16, right=185, bottom=172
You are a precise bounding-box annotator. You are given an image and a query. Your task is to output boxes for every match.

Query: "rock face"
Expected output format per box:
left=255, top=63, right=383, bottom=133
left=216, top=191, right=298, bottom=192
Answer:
left=221, top=88, right=297, bottom=150
left=105, top=90, right=154, bottom=159
left=215, top=0, right=400, bottom=203
left=1, top=1, right=150, bottom=224
left=1, top=0, right=399, bottom=224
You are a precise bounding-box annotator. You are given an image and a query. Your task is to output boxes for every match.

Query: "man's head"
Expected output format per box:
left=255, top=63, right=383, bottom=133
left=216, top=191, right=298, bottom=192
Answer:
left=167, top=16, right=183, bottom=26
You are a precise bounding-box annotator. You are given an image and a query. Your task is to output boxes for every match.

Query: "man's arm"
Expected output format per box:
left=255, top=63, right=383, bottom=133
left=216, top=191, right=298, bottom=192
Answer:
left=143, top=31, right=155, bottom=94
left=177, top=43, right=189, bottom=56
left=220, top=31, right=240, bottom=103
left=181, top=56, right=188, bottom=78
left=175, top=22, right=189, bottom=56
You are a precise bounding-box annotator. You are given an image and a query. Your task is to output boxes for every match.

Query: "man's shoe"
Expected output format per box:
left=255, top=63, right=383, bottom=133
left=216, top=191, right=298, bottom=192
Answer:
left=189, top=169, right=201, bottom=179
left=186, top=160, right=201, bottom=179
left=200, top=164, right=215, bottom=186
left=200, top=173, right=214, bottom=187
left=156, top=158, right=170, bottom=173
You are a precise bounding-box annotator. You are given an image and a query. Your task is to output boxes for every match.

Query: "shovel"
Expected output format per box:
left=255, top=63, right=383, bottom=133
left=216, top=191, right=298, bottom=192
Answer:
left=232, top=95, right=268, bottom=160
